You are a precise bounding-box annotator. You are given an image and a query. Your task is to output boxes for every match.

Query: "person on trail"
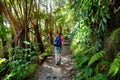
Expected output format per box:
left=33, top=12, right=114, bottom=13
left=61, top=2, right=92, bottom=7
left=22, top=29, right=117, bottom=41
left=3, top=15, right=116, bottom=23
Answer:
left=53, top=32, right=63, bottom=65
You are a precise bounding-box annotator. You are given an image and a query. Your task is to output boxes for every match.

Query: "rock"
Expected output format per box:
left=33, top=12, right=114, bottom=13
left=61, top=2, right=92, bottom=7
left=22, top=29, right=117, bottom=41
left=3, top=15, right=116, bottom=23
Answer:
left=66, top=66, right=73, bottom=71
left=52, top=75, right=57, bottom=78
left=61, top=58, right=69, bottom=64
left=47, top=74, right=51, bottom=78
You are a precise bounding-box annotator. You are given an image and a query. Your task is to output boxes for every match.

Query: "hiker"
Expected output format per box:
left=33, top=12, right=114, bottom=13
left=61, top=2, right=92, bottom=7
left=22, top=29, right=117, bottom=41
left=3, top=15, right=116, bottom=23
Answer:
left=53, top=32, right=63, bottom=65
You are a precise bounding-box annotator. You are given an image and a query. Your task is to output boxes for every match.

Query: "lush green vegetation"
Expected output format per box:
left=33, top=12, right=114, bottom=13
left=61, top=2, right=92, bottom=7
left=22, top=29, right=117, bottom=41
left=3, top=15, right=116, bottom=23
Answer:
left=71, top=0, right=120, bottom=80
left=0, top=0, right=120, bottom=80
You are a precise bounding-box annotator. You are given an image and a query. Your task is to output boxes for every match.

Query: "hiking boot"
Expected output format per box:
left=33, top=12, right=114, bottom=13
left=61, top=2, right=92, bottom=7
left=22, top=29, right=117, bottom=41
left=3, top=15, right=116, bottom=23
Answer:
left=56, top=60, right=61, bottom=65
left=55, top=60, right=59, bottom=65
left=58, top=59, right=61, bottom=64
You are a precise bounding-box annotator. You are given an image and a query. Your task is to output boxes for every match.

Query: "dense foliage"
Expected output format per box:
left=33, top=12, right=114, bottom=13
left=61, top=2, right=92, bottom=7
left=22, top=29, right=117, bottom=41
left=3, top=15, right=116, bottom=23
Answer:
left=0, top=0, right=120, bottom=80
left=71, top=0, right=120, bottom=80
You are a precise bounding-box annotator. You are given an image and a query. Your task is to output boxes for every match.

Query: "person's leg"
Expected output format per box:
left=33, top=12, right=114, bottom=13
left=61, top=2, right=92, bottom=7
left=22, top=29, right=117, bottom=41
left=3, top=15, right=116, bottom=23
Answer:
left=57, top=54, right=59, bottom=61
left=55, top=54, right=57, bottom=63
left=54, top=47, right=57, bottom=64
left=55, top=54, right=60, bottom=65
left=57, top=47, right=61, bottom=64
left=59, top=54, right=61, bottom=60
left=59, top=47, right=61, bottom=61
left=55, top=47, right=60, bottom=64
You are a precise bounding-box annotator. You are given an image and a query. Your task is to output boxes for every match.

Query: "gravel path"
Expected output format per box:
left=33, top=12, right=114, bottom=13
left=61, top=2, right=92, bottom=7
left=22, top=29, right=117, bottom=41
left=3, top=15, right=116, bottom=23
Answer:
left=34, top=39, right=74, bottom=80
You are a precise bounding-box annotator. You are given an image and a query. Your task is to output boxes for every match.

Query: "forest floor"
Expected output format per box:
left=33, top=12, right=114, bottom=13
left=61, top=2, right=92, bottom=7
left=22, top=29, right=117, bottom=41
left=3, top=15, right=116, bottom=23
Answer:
left=34, top=39, right=75, bottom=80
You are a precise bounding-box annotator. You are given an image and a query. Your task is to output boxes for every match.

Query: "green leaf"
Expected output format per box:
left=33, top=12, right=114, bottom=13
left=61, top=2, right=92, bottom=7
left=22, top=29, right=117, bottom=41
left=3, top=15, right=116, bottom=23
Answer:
left=93, top=73, right=107, bottom=80
left=100, top=61, right=109, bottom=65
left=99, top=21, right=105, bottom=31
left=3, top=72, right=16, bottom=80
left=100, top=9, right=103, bottom=17
left=106, top=13, right=110, bottom=19
left=23, top=41, right=31, bottom=45
left=5, top=0, right=10, bottom=4
left=108, top=63, right=119, bottom=76
left=102, top=17, right=107, bottom=23
left=31, top=56, right=38, bottom=59
left=32, top=42, right=39, bottom=47
left=101, top=21, right=105, bottom=31
left=22, top=48, right=31, bottom=52
left=83, top=67, right=93, bottom=78
left=76, top=72, right=84, bottom=80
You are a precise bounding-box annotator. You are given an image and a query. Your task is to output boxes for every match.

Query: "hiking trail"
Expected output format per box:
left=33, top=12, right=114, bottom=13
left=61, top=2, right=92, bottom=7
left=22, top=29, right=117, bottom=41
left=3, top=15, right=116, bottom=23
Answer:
left=34, top=39, right=75, bottom=80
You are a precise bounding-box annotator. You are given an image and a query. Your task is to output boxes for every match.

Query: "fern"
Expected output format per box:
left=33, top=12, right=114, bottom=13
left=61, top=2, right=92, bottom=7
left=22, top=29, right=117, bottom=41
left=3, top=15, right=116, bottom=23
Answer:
left=84, top=46, right=95, bottom=54
left=93, top=73, right=107, bottom=80
left=108, top=52, right=120, bottom=76
left=2, top=71, right=16, bottom=80
left=86, top=73, right=107, bottom=80
left=88, top=51, right=105, bottom=66
left=77, top=56, right=89, bottom=68
left=83, top=67, right=93, bottom=78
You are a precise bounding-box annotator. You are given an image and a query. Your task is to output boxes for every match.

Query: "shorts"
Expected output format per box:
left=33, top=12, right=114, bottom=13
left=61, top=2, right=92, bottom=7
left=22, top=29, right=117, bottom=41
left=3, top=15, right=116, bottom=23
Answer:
left=54, top=46, right=61, bottom=54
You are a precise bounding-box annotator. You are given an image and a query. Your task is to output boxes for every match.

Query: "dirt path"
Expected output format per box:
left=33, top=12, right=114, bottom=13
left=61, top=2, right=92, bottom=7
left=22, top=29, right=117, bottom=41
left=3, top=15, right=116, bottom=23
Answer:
left=34, top=39, right=74, bottom=80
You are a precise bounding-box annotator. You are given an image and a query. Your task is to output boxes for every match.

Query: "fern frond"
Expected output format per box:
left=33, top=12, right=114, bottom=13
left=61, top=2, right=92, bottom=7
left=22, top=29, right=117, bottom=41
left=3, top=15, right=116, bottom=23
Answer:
left=108, top=52, right=120, bottom=76
left=78, top=56, right=90, bottom=68
left=87, top=51, right=105, bottom=66
left=84, top=46, right=95, bottom=54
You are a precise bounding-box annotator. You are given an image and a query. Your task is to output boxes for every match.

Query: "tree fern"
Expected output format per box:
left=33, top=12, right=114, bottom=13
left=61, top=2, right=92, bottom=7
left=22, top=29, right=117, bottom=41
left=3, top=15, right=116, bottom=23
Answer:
left=108, top=52, right=120, bottom=76
left=88, top=51, right=105, bottom=66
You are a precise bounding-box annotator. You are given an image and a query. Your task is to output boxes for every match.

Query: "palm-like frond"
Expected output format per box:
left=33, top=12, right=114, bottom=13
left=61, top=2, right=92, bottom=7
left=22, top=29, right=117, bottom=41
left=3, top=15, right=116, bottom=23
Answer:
left=108, top=52, right=120, bottom=76
left=88, top=51, right=105, bottom=66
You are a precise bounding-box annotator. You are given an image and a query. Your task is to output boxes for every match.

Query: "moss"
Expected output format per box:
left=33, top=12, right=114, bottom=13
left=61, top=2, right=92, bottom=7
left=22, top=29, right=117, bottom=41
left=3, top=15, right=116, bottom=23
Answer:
left=25, top=63, right=38, bottom=78
left=26, top=64, right=38, bottom=75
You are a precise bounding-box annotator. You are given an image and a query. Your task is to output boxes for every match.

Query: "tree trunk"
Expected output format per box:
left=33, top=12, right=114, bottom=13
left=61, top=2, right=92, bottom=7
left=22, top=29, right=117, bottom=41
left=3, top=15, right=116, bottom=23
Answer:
left=45, top=18, right=49, bottom=39
left=0, top=1, right=29, bottom=48
left=49, top=1, right=53, bottom=44
left=49, top=14, right=53, bottom=44
left=59, top=24, right=62, bottom=33
left=0, top=2, right=22, bottom=34
left=34, top=20, right=45, bottom=53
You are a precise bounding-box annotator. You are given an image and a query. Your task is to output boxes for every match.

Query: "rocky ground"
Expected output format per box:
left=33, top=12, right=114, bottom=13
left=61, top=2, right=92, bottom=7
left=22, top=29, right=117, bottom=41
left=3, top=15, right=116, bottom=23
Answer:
left=34, top=39, right=75, bottom=80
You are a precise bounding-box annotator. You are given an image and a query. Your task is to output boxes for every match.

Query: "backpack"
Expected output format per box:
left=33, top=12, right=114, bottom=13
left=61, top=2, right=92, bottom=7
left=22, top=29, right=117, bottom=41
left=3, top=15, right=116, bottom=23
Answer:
left=53, top=36, right=61, bottom=47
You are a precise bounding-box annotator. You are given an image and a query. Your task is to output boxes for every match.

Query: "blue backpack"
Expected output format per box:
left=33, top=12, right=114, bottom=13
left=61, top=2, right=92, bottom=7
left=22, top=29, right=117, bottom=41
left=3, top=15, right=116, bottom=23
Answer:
left=53, top=36, right=61, bottom=47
